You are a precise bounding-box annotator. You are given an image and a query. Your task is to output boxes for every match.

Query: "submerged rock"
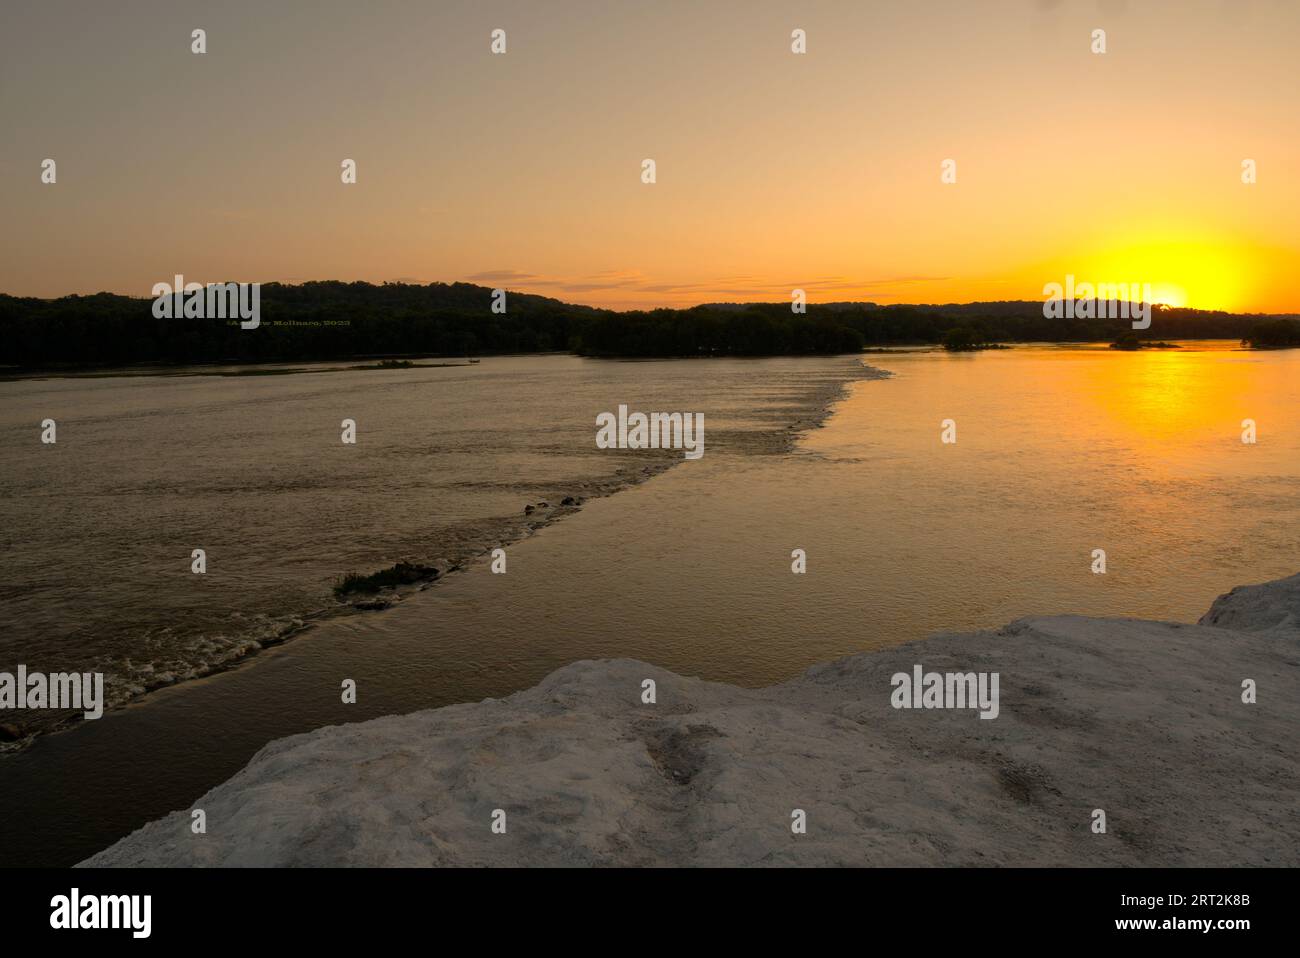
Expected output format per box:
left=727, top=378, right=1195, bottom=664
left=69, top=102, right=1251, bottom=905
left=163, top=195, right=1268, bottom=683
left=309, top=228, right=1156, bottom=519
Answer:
left=82, top=573, right=1300, bottom=867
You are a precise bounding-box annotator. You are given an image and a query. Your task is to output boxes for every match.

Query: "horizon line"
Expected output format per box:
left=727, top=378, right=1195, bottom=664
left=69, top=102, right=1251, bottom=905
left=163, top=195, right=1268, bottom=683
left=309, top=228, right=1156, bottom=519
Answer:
left=5, top=281, right=1299, bottom=318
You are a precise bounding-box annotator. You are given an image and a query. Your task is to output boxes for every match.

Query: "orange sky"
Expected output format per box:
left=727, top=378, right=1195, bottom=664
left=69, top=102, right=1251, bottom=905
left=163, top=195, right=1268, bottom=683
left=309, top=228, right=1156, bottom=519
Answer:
left=2, top=0, right=1297, bottom=312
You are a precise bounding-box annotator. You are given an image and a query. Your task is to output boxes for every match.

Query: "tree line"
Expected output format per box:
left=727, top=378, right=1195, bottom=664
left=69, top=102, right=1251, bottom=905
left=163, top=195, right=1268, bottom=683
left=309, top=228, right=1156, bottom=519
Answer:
left=1, top=281, right=1295, bottom=368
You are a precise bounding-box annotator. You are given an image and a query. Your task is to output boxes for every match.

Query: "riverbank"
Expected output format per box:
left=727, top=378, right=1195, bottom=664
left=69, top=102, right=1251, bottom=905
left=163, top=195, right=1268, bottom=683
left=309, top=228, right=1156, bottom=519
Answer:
left=83, top=571, right=1300, bottom=866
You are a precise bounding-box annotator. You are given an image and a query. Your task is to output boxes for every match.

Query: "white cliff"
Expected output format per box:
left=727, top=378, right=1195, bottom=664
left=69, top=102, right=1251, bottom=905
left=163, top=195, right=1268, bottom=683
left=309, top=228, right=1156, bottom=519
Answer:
left=82, top=573, right=1300, bottom=867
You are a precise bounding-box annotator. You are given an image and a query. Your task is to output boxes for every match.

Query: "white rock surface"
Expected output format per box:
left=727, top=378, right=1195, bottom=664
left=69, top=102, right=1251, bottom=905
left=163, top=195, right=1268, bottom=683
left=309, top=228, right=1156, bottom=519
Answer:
left=1198, top=570, right=1300, bottom=633
left=83, top=575, right=1300, bottom=867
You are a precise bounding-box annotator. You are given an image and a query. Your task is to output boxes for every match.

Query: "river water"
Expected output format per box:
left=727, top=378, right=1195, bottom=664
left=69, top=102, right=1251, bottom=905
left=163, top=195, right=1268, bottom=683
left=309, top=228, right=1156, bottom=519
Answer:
left=0, top=344, right=1296, bottom=865
left=0, top=354, right=852, bottom=736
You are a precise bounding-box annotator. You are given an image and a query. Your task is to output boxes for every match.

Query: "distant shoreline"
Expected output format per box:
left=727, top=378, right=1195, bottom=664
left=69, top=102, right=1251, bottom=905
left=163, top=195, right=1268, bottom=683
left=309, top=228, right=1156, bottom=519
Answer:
left=4, top=282, right=1297, bottom=368
left=0, top=356, right=483, bottom=381
left=0, top=337, right=1277, bottom=381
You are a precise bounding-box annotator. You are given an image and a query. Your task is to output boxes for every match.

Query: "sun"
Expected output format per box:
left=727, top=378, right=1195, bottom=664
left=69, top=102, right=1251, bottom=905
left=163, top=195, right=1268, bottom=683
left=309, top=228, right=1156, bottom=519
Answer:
left=1079, top=237, right=1253, bottom=312
left=1148, top=283, right=1187, bottom=308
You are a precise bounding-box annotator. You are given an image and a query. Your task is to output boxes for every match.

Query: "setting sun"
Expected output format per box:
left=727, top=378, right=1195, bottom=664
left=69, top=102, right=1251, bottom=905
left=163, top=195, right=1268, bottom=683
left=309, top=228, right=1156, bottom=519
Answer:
left=1148, top=284, right=1188, bottom=309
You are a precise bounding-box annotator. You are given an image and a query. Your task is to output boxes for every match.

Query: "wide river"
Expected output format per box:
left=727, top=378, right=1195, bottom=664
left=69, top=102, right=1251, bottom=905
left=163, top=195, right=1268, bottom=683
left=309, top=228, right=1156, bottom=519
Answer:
left=1, top=343, right=1297, bottom=865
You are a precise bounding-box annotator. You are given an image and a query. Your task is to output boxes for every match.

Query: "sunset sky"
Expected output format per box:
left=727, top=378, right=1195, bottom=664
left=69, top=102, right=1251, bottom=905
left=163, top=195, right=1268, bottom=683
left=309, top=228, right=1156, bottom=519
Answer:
left=2, top=0, right=1297, bottom=312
